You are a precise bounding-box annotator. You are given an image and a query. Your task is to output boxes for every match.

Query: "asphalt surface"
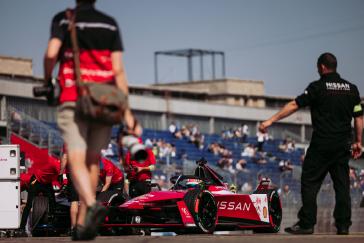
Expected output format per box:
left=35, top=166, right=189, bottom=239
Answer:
left=1, top=233, right=364, bottom=243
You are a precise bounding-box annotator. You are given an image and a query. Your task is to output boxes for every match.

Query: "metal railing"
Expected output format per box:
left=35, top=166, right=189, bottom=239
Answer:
left=7, top=106, right=63, bottom=157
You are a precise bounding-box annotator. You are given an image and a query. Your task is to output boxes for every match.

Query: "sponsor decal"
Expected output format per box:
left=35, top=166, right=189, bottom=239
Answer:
left=0, top=158, right=7, bottom=162
left=216, top=201, right=251, bottom=211
left=181, top=207, right=192, bottom=219
left=250, top=194, right=270, bottom=223
left=263, top=206, right=268, bottom=219
left=65, top=79, right=76, bottom=88
left=326, top=82, right=350, bottom=91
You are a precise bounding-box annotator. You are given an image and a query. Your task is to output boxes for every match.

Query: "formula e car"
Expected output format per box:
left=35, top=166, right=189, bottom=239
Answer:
left=101, top=158, right=282, bottom=234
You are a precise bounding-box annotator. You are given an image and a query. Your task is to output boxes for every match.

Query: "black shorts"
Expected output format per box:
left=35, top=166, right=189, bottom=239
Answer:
left=109, top=180, right=124, bottom=192
left=66, top=174, right=79, bottom=202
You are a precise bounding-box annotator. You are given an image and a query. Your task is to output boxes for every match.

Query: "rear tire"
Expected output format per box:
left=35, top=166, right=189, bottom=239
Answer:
left=184, top=189, right=217, bottom=234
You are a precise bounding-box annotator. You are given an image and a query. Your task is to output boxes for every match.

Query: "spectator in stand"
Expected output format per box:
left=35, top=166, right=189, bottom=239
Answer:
left=233, top=126, right=242, bottom=139
left=169, top=121, right=177, bottom=134
left=256, top=130, right=268, bottom=152
left=191, top=124, right=199, bottom=137
left=241, top=144, right=256, bottom=157
left=170, top=144, right=177, bottom=158
left=158, top=139, right=175, bottom=159
left=242, top=124, right=249, bottom=143
left=287, top=139, right=296, bottom=152
left=349, top=168, right=358, bottom=186
left=279, top=159, right=293, bottom=172
left=208, top=142, right=220, bottom=156
left=169, top=121, right=183, bottom=139
left=241, top=182, right=253, bottom=193
left=123, top=145, right=156, bottom=198
left=279, top=139, right=289, bottom=152
left=181, top=125, right=191, bottom=138
left=236, top=159, right=249, bottom=172
left=254, top=156, right=268, bottom=165
left=222, top=128, right=234, bottom=140
left=151, top=139, right=159, bottom=157
left=226, top=158, right=235, bottom=174
left=280, top=137, right=296, bottom=152
left=99, top=156, right=124, bottom=193
left=144, top=138, right=153, bottom=149
left=280, top=184, right=298, bottom=207
left=154, top=175, right=168, bottom=191
left=190, top=132, right=205, bottom=150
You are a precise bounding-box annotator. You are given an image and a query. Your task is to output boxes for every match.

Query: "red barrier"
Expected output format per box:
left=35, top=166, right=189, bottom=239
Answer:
left=10, top=133, right=58, bottom=172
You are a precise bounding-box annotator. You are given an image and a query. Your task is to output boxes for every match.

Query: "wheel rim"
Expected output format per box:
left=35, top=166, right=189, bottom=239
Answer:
left=198, top=192, right=217, bottom=230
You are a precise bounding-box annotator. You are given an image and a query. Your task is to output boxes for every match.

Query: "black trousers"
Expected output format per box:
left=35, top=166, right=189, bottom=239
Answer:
left=66, top=173, right=79, bottom=202
left=20, top=177, right=56, bottom=229
left=298, top=144, right=351, bottom=229
left=129, top=180, right=151, bottom=198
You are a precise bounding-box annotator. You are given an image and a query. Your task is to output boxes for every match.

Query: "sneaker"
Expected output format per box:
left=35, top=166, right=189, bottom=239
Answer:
left=71, top=203, right=107, bottom=241
left=72, top=225, right=92, bottom=241
left=285, top=223, right=314, bottom=234
left=337, top=226, right=349, bottom=235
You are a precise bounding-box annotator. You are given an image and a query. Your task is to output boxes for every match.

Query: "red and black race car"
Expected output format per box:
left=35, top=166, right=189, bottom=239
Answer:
left=101, top=158, right=282, bottom=235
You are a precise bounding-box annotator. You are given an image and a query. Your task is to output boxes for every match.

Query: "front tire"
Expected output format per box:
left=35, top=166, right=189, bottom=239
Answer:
left=253, top=189, right=282, bottom=233
left=184, top=189, right=217, bottom=234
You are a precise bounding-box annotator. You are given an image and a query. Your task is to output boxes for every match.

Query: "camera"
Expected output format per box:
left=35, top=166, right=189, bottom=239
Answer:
left=122, top=135, right=148, bottom=162
left=33, top=78, right=60, bottom=106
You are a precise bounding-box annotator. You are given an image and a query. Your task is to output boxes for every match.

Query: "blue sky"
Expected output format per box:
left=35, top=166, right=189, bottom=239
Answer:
left=0, top=0, right=363, bottom=96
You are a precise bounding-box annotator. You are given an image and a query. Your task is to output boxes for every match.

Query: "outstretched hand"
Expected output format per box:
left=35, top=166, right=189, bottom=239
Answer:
left=351, top=142, right=362, bottom=159
left=259, top=120, right=272, bottom=133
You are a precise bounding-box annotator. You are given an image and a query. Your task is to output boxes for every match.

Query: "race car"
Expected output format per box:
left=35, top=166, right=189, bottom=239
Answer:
left=100, top=158, right=282, bottom=235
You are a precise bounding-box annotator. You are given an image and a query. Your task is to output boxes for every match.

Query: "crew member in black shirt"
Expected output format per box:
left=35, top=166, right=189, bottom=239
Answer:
left=259, top=53, right=363, bottom=235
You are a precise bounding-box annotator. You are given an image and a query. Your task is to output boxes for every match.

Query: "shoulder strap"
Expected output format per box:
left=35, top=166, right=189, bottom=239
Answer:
left=65, top=9, right=82, bottom=87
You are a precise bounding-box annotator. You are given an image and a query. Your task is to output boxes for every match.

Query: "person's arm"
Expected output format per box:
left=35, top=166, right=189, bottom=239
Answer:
left=111, top=51, right=142, bottom=136
left=101, top=176, right=112, bottom=192
left=43, top=38, right=62, bottom=84
left=59, top=153, right=67, bottom=175
left=112, top=51, right=129, bottom=95
left=122, top=152, right=132, bottom=173
left=259, top=100, right=299, bottom=132
left=136, top=165, right=155, bottom=173
left=352, top=116, right=363, bottom=159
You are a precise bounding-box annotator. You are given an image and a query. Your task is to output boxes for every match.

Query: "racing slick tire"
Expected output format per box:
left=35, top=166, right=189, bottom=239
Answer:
left=184, top=189, right=217, bottom=234
left=252, top=189, right=282, bottom=233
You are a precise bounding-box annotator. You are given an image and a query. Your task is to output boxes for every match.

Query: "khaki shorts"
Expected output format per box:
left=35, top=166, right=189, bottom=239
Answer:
left=57, top=102, right=112, bottom=153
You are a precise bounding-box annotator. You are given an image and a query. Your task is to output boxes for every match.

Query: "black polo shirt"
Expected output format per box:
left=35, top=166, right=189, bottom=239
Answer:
left=295, top=72, right=362, bottom=147
left=51, top=3, right=123, bottom=51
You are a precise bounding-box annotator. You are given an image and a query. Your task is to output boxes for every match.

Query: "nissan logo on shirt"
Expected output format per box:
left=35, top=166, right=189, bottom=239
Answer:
left=326, top=82, right=350, bottom=91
